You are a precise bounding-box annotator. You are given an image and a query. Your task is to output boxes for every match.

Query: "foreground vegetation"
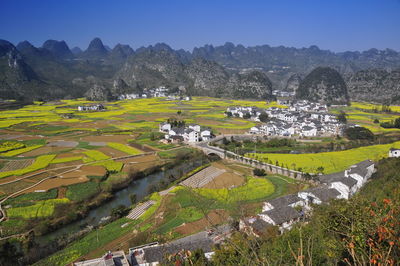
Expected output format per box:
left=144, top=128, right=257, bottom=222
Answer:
left=210, top=157, right=400, bottom=265
left=29, top=165, right=303, bottom=266
left=0, top=97, right=399, bottom=265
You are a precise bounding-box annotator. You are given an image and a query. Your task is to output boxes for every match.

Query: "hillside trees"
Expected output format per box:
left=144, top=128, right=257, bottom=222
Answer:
left=210, top=158, right=400, bottom=265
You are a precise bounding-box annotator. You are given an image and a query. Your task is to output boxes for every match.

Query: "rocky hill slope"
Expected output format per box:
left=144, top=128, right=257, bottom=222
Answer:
left=296, top=67, right=349, bottom=105
left=0, top=38, right=399, bottom=102
left=346, top=69, right=400, bottom=104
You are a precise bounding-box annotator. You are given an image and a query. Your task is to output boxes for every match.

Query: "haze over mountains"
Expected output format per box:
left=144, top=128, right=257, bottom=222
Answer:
left=1, top=37, right=399, bottom=103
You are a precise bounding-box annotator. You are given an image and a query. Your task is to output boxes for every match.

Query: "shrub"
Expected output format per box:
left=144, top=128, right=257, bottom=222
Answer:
left=344, top=126, right=374, bottom=140
left=253, top=168, right=266, bottom=176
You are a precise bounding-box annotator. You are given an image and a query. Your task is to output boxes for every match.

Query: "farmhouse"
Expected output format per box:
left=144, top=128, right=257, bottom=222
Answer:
left=159, top=122, right=171, bottom=132
left=128, top=225, right=230, bottom=265
left=258, top=206, right=302, bottom=232
left=77, top=104, right=105, bottom=111
left=239, top=217, right=272, bottom=237
left=389, top=148, right=400, bottom=158
left=73, top=251, right=129, bottom=266
left=160, top=122, right=214, bottom=143
left=262, top=194, right=304, bottom=212
left=298, top=186, right=342, bottom=205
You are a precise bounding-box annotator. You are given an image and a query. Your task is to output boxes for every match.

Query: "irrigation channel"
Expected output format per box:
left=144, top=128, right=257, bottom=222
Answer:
left=36, top=160, right=203, bottom=246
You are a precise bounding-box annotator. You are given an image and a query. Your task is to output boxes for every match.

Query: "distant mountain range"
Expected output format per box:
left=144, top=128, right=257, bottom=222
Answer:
left=0, top=38, right=399, bottom=103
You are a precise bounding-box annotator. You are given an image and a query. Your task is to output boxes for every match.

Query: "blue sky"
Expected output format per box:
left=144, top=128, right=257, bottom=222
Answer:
left=1, top=0, right=399, bottom=52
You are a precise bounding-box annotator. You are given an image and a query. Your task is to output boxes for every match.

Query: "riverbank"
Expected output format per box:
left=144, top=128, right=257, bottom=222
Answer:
left=3, top=152, right=207, bottom=265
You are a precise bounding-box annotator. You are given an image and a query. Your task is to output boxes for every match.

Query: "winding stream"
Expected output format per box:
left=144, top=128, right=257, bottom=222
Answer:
left=37, top=160, right=202, bottom=245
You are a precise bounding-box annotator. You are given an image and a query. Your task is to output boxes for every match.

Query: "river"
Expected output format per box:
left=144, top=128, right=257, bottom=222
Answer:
left=37, top=160, right=202, bottom=245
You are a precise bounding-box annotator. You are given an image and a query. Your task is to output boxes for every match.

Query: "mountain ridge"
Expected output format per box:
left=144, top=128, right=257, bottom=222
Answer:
left=0, top=38, right=399, bottom=102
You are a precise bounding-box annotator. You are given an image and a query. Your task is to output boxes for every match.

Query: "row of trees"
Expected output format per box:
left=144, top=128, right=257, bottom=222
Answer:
left=380, top=117, right=400, bottom=129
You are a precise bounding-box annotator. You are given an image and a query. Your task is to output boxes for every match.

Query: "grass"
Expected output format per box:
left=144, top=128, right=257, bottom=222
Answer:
left=93, top=161, right=123, bottom=172
left=0, top=154, right=56, bottom=178
left=157, top=147, right=193, bottom=159
left=248, top=141, right=400, bottom=174
left=6, top=198, right=70, bottom=219
left=134, top=132, right=176, bottom=150
left=139, top=193, right=162, bottom=221
left=155, top=206, right=204, bottom=234
left=33, top=218, right=138, bottom=266
left=107, top=142, right=142, bottom=155
left=66, top=181, right=100, bottom=202
left=0, top=218, right=28, bottom=236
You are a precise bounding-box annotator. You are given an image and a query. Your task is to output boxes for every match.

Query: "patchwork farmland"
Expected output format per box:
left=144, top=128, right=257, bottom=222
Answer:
left=0, top=97, right=398, bottom=265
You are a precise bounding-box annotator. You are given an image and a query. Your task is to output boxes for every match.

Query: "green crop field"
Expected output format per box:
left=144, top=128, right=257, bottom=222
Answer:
left=5, top=189, right=58, bottom=206
left=66, top=181, right=100, bottom=202
left=6, top=198, right=70, bottom=219
left=248, top=141, right=400, bottom=174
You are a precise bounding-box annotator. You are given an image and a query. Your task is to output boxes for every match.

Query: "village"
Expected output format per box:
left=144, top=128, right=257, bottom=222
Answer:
left=227, top=99, right=343, bottom=137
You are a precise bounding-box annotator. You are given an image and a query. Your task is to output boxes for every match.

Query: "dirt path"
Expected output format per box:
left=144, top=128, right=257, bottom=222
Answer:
left=57, top=187, right=67, bottom=198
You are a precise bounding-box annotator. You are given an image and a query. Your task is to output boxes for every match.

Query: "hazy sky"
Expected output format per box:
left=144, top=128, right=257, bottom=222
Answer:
left=1, top=0, right=399, bottom=52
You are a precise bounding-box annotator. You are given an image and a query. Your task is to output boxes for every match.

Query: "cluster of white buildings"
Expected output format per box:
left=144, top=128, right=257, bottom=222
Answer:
left=240, top=160, right=375, bottom=236
left=159, top=122, right=213, bottom=143
left=227, top=100, right=342, bottom=137
left=77, top=104, right=105, bottom=111
left=118, top=86, right=170, bottom=100
left=118, top=86, right=192, bottom=101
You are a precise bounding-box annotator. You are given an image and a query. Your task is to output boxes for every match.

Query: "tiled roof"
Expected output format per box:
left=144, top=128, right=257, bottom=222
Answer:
left=261, top=206, right=301, bottom=225
left=307, top=187, right=341, bottom=202
left=266, top=194, right=302, bottom=209
left=318, top=171, right=345, bottom=184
